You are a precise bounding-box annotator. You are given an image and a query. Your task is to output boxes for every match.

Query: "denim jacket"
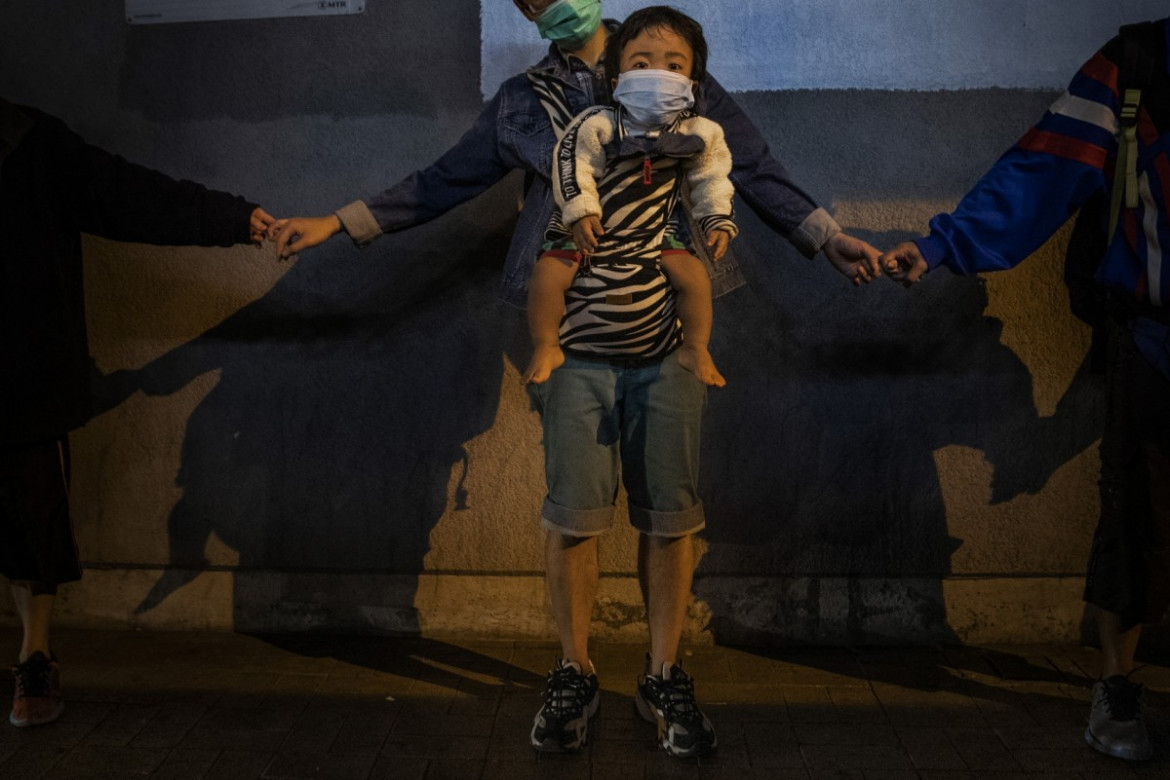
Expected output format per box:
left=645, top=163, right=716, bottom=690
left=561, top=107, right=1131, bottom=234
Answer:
left=337, top=34, right=842, bottom=308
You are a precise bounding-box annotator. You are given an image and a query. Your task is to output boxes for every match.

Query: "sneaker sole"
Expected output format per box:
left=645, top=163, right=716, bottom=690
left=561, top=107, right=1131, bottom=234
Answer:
left=635, top=688, right=716, bottom=758
left=530, top=691, right=600, bottom=752
left=1084, top=726, right=1153, bottom=761
left=9, top=701, right=64, bottom=728
left=663, top=737, right=717, bottom=759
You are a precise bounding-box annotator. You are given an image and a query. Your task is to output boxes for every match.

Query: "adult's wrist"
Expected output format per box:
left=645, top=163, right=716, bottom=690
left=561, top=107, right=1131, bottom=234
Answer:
left=334, top=201, right=381, bottom=246
left=790, top=207, right=841, bottom=259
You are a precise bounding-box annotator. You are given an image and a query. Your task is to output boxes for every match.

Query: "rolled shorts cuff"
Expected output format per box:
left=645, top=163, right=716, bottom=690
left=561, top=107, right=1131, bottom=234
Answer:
left=541, top=496, right=614, bottom=538
left=629, top=500, right=705, bottom=538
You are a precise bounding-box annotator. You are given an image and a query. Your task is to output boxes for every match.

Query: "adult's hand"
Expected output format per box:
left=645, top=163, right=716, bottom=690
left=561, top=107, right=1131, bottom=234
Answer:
left=271, top=214, right=343, bottom=260
left=823, top=232, right=882, bottom=286
left=249, top=208, right=276, bottom=247
left=879, top=241, right=930, bottom=286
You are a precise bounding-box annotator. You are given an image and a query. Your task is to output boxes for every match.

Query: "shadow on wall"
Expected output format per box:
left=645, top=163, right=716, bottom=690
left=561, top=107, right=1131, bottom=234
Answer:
left=80, top=0, right=521, bottom=636
left=88, top=221, right=1105, bottom=645
left=694, top=217, right=1105, bottom=646
left=93, top=199, right=517, bottom=633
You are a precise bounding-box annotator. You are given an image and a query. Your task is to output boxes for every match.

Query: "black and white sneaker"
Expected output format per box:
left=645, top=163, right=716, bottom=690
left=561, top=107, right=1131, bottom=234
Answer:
left=530, top=659, right=600, bottom=752
left=636, top=661, right=716, bottom=758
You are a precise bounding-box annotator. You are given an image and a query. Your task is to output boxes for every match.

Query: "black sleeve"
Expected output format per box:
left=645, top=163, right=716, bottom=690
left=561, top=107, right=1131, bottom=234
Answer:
left=50, top=115, right=258, bottom=247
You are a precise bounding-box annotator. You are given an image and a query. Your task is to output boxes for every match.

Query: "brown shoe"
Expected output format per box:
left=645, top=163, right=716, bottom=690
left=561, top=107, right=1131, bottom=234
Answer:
left=10, top=651, right=64, bottom=727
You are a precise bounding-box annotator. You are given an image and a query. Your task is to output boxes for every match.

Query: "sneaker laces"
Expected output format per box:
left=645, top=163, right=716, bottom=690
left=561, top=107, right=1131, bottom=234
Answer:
left=657, top=667, right=701, bottom=720
left=1102, top=676, right=1143, bottom=722
left=12, top=658, right=52, bottom=699
left=541, top=663, right=591, bottom=717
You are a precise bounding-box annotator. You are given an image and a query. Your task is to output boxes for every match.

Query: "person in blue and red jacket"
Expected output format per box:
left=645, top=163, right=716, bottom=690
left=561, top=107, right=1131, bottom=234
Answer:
left=881, top=17, right=1170, bottom=764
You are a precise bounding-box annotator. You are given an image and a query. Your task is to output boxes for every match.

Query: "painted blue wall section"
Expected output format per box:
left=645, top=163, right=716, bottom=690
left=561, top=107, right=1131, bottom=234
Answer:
left=482, top=0, right=1166, bottom=97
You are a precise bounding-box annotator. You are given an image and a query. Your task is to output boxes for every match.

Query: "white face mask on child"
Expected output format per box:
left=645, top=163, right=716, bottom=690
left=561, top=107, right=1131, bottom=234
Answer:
left=612, top=69, right=695, bottom=129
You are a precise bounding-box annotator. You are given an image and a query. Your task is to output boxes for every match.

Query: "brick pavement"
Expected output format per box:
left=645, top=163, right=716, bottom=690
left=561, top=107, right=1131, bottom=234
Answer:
left=0, top=628, right=1167, bottom=779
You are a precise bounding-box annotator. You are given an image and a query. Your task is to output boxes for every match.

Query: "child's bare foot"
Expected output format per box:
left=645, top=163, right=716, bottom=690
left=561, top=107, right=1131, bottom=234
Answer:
left=524, top=344, right=565, bottom=384
left=676, top=346, right=726, bottom=387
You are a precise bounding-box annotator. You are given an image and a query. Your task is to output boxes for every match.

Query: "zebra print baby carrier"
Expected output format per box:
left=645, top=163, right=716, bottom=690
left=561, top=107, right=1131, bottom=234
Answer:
left=538, top=92, right=705, bottom=360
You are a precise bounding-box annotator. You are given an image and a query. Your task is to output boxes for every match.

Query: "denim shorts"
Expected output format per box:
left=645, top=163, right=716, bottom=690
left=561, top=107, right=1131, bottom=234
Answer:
left=529, top=352, right=707, bottom=538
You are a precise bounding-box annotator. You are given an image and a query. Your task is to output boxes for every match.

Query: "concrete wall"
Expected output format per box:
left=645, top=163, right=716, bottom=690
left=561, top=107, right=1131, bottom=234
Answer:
left=483, top=0, right=1167, bottom=95
left=0, top=1, right=1150, bottom=645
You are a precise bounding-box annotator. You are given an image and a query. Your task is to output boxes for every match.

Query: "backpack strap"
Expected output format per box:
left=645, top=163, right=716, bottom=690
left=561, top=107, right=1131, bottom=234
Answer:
left=1107, top=87, right=1141, bottom=239
left=1107, top=22, right=1164, bottom=239
left=1107, top=34, right=1143, bottom=239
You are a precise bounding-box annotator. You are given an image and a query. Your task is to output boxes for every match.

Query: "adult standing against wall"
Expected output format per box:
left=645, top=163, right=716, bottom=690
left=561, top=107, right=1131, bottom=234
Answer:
left=271, top=0, right=882, bottom=757
left=881, top=17, right=1169, bottom=762
left=0, top=96, right=274, bottom=728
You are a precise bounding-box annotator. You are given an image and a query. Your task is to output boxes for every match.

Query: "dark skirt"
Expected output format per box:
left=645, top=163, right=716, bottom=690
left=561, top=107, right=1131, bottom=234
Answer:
left=0, top=436, right=80, bottom=595
left=1083, top=322, right=1170, bottom=627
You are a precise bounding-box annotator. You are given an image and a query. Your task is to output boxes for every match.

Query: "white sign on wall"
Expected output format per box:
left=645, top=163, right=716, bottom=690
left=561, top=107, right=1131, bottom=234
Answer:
left=126, top=0, right=365, bottom=25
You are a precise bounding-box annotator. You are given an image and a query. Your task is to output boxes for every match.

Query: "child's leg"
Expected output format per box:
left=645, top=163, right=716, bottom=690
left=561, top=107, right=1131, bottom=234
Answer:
left=524, top=255, right=577, bottom=384
left=659, top=253, right=725, bottom=387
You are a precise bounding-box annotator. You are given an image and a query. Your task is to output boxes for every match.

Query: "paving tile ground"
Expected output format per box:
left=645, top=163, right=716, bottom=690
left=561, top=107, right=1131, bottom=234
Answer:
left=0, top=628, right=1167, bottom=779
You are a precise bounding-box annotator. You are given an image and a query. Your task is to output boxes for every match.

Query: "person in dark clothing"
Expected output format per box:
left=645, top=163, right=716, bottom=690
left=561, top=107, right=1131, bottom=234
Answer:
left=880, top=18, right=1169, bottom=762
left=0, top=97, right=274, bottom=727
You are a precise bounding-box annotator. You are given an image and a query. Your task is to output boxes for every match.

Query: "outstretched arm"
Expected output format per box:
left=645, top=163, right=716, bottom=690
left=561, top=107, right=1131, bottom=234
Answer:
left=882, top=40, right=1119, bottom=282
left=897, top=146, right=1106, bottom=280
left=275, top=86, right=519, bottom=258
left=700, top=76, right=880, bottom=282
left=56, top=117, right=261, bottom=248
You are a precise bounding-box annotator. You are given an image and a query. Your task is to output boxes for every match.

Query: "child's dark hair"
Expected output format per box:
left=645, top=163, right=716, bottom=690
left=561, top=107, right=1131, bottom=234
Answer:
left=603, top=5, right=708, bottom=86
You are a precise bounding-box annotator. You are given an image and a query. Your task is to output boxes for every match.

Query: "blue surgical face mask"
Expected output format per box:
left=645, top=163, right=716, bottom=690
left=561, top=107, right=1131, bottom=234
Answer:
left=612, top=69, right=695, bottom=129
left=535, top=0, right=602, bottom=51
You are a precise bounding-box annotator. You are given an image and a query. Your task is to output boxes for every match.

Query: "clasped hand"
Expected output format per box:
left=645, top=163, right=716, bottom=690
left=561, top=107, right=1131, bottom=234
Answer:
left=876, top=242, right=929, bottom=286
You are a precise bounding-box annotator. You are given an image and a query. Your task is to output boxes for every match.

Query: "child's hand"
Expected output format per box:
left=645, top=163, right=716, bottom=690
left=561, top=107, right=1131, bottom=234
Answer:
left=249, top=208, right=276, bottom=247
left=571, top=216, right=604, bottom=255
left=676, top=345, right=726, bottom=387
left=523, top=343, right=566, bottom=385
left=706, top=228, right=732, bottom=262
left=878, top=241, right=928, bottom=287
